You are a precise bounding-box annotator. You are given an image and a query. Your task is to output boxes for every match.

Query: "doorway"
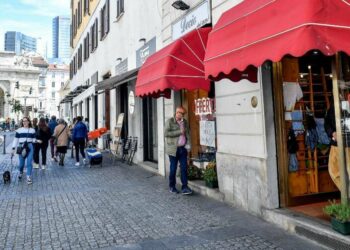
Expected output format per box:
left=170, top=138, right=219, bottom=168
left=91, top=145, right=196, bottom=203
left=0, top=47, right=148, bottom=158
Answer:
left=142, top=96, right=158, bottom=162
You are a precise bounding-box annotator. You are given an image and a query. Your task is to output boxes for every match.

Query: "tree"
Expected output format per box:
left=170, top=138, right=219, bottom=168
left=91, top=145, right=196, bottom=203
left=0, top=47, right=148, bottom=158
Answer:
left=12, top=100, right=22, bottom=121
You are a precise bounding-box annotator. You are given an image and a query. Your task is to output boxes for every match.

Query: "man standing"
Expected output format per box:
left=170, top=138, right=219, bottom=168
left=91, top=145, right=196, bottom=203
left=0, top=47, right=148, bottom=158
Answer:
left=164, top=106, right=192, bottom=195
left=72, top=116, right=88, bottom=166
left=48, top=115, right=58, bottom=161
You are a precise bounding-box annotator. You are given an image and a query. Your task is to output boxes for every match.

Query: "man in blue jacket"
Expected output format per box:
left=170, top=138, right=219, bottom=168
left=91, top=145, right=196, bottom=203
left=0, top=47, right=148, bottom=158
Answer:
left=72, top=116, right=88, bottom=166
left=48, top=115, right=58, bottom=161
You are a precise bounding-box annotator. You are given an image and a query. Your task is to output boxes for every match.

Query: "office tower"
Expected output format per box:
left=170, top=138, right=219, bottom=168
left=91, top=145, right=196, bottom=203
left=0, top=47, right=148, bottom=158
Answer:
left=52, top=16, right=71, bottom=62
left=4, top=31, right=37, bottom=55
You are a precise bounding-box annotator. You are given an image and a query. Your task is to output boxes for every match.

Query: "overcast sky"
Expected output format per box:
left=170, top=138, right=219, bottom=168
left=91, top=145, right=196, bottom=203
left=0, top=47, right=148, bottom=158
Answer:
left=0, top=0, right=70, bottom=57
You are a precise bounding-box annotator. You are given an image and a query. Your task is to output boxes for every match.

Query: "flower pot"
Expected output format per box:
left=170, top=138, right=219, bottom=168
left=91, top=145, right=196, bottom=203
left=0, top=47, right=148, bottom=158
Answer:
left=205, top=180, right=218, bottom=188
left=331, top=217, right=350, bottom=235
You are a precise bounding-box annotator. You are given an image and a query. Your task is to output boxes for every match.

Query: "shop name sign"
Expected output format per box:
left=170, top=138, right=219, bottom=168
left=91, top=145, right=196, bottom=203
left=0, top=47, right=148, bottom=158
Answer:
left=194, top=97, right=215, bottom=116
left=172, top=0, right=211, bottom=40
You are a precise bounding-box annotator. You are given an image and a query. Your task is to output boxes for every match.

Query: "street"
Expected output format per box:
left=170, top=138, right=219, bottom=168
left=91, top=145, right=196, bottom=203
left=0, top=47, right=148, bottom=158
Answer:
left=0, top=141, right=325, bottom=249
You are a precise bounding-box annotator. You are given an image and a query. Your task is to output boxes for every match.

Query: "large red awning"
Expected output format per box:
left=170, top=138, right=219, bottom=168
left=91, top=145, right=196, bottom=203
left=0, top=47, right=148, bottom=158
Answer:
left=136, top=27, right=211, bottom=98
left=204, top=0, right=350, bottom=81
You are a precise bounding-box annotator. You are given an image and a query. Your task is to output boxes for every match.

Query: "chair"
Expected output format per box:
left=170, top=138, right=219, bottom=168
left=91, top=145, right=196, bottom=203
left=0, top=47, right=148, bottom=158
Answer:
left=127, top=137, right=138, bottom=165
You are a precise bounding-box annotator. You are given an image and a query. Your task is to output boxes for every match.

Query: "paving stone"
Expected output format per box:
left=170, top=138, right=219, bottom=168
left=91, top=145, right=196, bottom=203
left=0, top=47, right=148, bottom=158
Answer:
left=0, top=141, right=325, bottom=249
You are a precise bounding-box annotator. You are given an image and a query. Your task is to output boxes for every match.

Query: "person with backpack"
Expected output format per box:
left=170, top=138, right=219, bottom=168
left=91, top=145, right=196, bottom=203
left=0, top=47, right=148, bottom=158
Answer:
left=35, top=118, right=52, bottom=169
left=72, top=116, right=88, bottom=166
left=11, top=117, right=36, bottom=184
left=48, top=115, right=58, bottom=161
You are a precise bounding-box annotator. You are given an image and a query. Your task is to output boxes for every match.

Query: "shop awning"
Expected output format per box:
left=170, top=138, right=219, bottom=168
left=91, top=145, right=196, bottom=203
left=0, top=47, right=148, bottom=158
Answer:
left=136, top=27, right=212, bottom=98
left=96, top=68, right=139, bottom=91
left=204, top=0, right=350, bottom=81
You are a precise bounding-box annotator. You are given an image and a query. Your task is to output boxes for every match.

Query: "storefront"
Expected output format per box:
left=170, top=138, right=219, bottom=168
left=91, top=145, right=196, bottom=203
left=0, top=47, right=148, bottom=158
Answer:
left=204, top=0, right=350, bottom=214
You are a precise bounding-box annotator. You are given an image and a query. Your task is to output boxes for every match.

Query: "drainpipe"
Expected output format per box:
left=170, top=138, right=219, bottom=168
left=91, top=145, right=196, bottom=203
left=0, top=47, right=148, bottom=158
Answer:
left=332, top=53, right=349, bottom=205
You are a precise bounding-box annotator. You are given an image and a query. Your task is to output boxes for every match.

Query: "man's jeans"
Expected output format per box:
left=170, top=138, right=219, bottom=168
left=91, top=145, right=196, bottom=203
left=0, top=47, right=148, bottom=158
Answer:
left=169, top=146, right=188, bottom=189
left=18, top=143, right=34, bottom=177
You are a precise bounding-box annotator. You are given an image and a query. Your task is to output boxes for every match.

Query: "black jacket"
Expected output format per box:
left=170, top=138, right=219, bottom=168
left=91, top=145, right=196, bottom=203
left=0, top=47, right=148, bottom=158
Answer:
left=324, top=104, right=350, bottom=147
left=36, top=128, right=52, bottom=145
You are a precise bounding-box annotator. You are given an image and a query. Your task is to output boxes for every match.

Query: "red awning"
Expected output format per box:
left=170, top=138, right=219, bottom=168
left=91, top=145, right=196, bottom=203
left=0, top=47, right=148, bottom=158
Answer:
left=204, top=0, right=350, bottom=81
left=136, top=27, right=212, bottom=98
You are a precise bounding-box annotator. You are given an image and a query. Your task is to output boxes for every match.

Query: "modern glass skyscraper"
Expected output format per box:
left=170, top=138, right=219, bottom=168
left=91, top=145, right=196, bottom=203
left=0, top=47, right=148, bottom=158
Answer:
left=4, top=31, right=37, bottom=55
left=52, top=16, right=71, bottom=62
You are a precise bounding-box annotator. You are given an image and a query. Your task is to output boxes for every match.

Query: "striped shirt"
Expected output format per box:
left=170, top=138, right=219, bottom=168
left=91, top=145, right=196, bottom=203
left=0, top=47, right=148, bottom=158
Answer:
left=12, top=127, right=36, bottom=148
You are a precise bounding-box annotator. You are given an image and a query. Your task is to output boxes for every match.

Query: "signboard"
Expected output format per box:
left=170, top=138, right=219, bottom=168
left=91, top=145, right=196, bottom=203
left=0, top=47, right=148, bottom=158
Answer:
left=194, top=97, right=215, bottom=116
left=116, top=113, right=124, bottom=129
left=136, top=37, right=156, bottom=67
left=115, top=58, right=128, bottom=75
left=128, top=91, right=135, bottom=114
left=200, top=120, right=216, bottom=148
left=172, top=0, right=211, bottom=40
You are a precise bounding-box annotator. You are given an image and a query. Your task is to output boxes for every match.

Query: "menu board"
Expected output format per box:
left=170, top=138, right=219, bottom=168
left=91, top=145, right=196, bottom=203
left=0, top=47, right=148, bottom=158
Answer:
left=200, top=120, right=216, bottom=148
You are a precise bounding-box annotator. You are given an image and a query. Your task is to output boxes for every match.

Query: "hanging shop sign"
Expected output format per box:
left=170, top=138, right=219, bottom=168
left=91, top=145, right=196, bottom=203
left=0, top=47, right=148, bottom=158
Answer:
left=194, top=97, right=215, bottom=116
left=200, top=120, right=216, bottom=148
left=115, top=58, right=128, bottom=75
left=172, top=0, right=211, bottom=40
left=128, top=91, right=135, bottom=114
left=136, top=37, right=156, bottom=67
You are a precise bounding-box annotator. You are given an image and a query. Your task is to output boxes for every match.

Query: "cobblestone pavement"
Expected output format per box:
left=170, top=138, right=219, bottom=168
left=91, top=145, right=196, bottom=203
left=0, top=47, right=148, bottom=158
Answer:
left=0, top=149, right=325, bottom=250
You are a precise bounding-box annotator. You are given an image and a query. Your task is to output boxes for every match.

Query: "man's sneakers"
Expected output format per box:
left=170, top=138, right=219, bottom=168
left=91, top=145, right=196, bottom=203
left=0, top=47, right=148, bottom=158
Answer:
left=18, top=172, right=23, bottom=180
left=182, top=187, right=193, bottom=195
left=75, top=162, right=80, bottom=166
left=169, top=187, right=193, bottom=195
left=33, top=163, right=39, bottom=169
left=169, top=187, right=179, bottom=194
left=26, top=176, right=32, bottom=185
left=41, top=165, right=46, bottom=170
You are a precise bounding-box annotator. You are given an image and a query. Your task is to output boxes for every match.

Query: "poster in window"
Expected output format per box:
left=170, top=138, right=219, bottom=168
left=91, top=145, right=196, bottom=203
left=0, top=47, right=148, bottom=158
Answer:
left=200, top=121, right=216, bottom=148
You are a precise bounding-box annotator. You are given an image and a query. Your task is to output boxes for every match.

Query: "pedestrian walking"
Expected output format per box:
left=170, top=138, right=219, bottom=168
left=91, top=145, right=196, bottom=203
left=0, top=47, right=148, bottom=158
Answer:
left=48, top=115, right=58, bottom=161
left=52, top=119, right=69, bottom=166
left=34, top=118, right=52, bottom=169
left=11, top=117, right=36, bottom=184
left=72, top=116, right=88, bottom=166
left=32, top=118, right=40, bottom=169
left=164, top=106, right=192, bottom=195
left=68, top=117, right=77, bottom=158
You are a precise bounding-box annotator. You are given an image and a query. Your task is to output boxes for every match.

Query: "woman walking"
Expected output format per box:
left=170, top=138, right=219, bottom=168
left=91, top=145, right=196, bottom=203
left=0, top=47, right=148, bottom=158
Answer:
left=11, top=117, right=36, bottom=184
left=32, top=118, right=40, bottom=169
left=52, top=119, right=69, bottom=166
left=35, top=118, right=52, bottom=169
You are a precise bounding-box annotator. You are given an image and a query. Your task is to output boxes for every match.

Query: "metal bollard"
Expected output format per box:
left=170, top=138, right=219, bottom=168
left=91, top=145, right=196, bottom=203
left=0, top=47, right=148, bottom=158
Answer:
left=3, top=134, right=6, bottom=154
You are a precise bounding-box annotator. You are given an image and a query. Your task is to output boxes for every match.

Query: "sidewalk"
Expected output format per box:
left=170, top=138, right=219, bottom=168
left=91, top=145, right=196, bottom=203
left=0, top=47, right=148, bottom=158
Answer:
left=0, top=150, right=325, bottom=249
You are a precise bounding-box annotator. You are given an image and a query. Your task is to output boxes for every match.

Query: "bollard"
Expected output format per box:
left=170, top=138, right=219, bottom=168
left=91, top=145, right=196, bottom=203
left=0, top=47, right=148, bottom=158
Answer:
left=3, top=134, right=6, bottom=154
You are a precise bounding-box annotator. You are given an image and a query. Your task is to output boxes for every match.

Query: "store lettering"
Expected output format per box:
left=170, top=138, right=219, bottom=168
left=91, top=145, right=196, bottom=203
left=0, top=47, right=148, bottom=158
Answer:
left=181, top=15, right=197, bottom=33
left=195, top=98, right=215, bottom=116
left=140, top=46, right=150, bottom=64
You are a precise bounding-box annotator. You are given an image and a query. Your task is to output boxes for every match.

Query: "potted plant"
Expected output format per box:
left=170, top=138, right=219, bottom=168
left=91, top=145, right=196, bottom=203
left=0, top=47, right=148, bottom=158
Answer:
left=324, top=200, right=350, bottom=235
left=187, top=164, right=202, bottom=180
left=203, top=161, right=218, bottom=188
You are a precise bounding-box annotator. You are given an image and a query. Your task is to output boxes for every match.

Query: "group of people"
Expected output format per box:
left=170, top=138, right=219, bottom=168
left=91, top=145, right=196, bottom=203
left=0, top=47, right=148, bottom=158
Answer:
left=11, top=115, right=89, bottom=184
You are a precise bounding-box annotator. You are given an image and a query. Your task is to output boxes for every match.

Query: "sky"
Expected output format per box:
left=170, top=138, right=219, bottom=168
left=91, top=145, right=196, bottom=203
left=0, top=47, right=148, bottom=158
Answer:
left=0, top=0, right=70, bottom=57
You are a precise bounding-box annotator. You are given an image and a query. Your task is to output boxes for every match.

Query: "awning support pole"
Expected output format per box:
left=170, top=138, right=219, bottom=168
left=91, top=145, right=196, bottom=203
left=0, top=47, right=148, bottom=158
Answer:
left=332, top=53, right=349, bottom=205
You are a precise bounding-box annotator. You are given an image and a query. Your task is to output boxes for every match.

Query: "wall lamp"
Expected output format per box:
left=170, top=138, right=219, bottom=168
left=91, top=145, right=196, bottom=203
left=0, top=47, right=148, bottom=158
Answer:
left=172, top=1, right=190, bottom=10
left=139, top=38, right=146, bottom=44
left=116, top=57, right=122, bottom=63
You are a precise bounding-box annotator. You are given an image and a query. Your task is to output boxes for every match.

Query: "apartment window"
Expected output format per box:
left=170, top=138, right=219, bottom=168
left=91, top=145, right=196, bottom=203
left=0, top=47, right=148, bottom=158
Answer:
left=52, top=82, right=55, bottom=88
left=84, top=0, right=90, bottom=15
left=52, top=92, right=55, bottom=99
left=40, top=102, right=42, bottom=109
left=100, top=0, right=110, bottom=40
left=90, top=18, right=98, bottom=52
left=61, top=82, right=64, bottom=87
left=78, top=1, right=82, bottom=26
left=116, top=0, right=124, bottom=18
left=78, top=44, right=82, bottom=69
left=52, top=73, right=55, bottom=78
left=84, top=33, right=90, bottom=60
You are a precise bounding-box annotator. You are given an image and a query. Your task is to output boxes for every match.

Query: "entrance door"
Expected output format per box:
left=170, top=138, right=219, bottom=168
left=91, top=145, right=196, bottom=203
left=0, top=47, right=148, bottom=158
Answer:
left=119, top=84, right=128, bottom=139
left=105, top=89, right=110, bottom=130
left=142, top=96, right=158, bottom=162
left=273, top=53, right=339, bottom=207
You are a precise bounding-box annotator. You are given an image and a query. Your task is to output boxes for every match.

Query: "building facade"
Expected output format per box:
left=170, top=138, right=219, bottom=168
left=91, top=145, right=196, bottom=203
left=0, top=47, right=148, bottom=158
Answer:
left=4, top=31, right=37, bottom=55
left=52, top=16, right=71, bottom=62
